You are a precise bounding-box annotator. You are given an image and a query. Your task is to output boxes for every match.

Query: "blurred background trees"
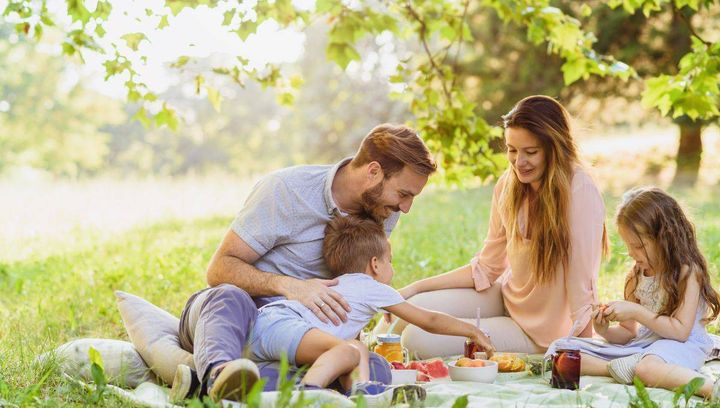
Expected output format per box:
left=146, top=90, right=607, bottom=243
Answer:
left=1, top=0, right=718, bottom=185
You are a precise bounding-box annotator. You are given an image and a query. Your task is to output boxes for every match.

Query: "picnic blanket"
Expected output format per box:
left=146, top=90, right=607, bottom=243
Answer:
left=89, top=362, right=720, bottom=408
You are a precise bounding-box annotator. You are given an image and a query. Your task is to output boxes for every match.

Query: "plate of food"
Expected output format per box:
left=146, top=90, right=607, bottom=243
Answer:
left=447, top=357, right=498, bottom=383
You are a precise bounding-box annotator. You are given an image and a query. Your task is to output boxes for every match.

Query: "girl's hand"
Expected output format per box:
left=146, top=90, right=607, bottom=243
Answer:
left=603, top=300, right=640, bottom=322
left=471, top=328, right=495, bottom=358
left=591, top=304, right=609, bottom=335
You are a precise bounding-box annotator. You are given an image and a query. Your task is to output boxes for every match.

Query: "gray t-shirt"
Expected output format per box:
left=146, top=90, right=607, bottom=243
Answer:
left=231, top=158, right=401, bottom=306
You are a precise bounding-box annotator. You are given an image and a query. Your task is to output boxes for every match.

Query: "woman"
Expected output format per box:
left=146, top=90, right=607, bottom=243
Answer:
left=377, top=95, right=608, bottom=357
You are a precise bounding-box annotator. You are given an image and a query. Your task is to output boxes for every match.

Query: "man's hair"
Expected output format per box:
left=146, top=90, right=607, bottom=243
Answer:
left=323, top=216, right=389, bottom=277
left=351, top=124, right=437, bottom=178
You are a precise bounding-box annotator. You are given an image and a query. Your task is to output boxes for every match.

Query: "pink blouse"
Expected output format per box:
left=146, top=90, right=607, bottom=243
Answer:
left=470, top=167, right=605, bottom=348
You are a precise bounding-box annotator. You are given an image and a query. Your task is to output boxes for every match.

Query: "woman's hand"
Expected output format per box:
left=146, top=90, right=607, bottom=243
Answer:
left=591, top=304, right=609, bottom=336
left=603, top=300, right=641, bottom=322
left=398, top=283, right=419, bottom=300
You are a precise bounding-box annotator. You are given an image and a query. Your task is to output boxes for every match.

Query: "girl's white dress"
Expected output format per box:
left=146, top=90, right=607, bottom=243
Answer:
left=546, top=273, right=713, bottom=370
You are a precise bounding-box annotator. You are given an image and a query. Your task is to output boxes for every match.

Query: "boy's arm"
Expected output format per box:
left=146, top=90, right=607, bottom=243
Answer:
left=384, top=301, right=495, bottom=355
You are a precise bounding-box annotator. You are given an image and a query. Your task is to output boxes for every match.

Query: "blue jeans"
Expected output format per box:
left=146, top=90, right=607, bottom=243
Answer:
left=178, top=284, right=391, bottom=390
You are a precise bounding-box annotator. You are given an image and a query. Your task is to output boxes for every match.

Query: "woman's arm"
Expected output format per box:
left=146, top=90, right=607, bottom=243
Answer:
left=564, top=173, right=605, bottom=337
left=399, top=264, right=474, bottom=299
left=401, top=176, right=510, bottom=299
left=385, top=301, right=495, bottom=355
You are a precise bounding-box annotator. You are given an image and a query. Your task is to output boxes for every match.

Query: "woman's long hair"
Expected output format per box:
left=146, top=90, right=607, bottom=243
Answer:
left=618, top=187, right=720, bottom=322
left=501, top=95, right=608, bottom=285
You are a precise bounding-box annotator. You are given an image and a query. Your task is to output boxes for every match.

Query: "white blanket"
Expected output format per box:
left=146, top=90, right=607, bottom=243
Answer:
left=96, top=362, right=720, bottom=408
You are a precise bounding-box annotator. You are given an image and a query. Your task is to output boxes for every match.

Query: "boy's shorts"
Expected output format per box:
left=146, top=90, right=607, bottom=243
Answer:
left=249, top=305, right=315, bottom=366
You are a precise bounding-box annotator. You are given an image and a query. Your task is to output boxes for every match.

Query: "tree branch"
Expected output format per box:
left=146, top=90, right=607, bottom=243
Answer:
left=404, top=1, right=452, bottom=100
left=676, top=8, right=710, bottom=46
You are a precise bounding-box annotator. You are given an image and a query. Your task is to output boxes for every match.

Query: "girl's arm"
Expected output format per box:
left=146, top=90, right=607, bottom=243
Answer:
left=384, top=301, right=495, bottom=355
left=600, top=319, right=638, bottom=345
left=605, top=265, right=700, bottom=342
left=633, top=266, right=700, bottom=341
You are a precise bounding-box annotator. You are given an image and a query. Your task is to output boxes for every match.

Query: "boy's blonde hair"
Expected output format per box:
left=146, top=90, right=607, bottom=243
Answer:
left=323, top=216, right=389, bottom=278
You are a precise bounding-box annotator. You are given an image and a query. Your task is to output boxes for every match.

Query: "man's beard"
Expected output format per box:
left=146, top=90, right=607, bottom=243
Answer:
left=357, top=180, right=400, bottom=222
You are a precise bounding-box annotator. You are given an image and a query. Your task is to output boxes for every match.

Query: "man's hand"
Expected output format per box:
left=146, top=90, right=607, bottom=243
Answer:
left=603, top=300, right=640, bottom=322
left=282, top=278, right=351, bottom=325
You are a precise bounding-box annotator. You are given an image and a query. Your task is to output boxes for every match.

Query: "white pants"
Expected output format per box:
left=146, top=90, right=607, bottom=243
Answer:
left=374, top=284, right=543, bottom=359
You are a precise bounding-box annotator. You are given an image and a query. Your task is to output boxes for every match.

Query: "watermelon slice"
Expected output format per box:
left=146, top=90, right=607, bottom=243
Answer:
left=390, top=361, right=407, bottom=370
left=406, top=359, right=449, bottom=382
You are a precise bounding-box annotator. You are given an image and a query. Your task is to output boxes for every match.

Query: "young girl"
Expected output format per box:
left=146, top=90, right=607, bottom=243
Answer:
left=546, top=186, right=720, bottom=397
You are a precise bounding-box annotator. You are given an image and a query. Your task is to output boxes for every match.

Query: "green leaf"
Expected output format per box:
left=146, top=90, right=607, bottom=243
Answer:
left=194, top=75, right=204, bottom=94
left=289, top=74, right=304, bottom=89
left=580, top=4, right=592, bottom=17
left=277, top=92, right=294, bottom=106
left=88, top=347, right=104, bottom=370
left=223, top=9, right=235, bottom=26
left=206, top=87, right=222, bottom=111
left=236, top=20, right=258, bottom=41
left=315, top=0, right=338, bottom=13
left=121, top=33, right=148, bottom=51
left=157, top=15, right=169, bottom=29
left=451, top=395, right=469, bottom=408
left=327, top=43, right=360, bottom=70
left=133, top=106, right=151, bottom=128
left=155, top=105, right=179, bottom=131
left=170, top=56, right=190, bottom=68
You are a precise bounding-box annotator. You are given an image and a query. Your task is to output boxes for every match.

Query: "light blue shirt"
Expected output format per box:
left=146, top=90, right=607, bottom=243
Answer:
left=230, top=158, right=401, bottom=306
left=261, top=273, right=405, bottom=340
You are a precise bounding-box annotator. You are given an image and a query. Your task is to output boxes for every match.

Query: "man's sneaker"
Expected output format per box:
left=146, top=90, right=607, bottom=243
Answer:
left=349, top=383, right=426, bottom=408
left=207, top=359, right=261, bottom=402
left=169, top=364, right=201, bottom=403
left=608, top=354, right=642, bottom=385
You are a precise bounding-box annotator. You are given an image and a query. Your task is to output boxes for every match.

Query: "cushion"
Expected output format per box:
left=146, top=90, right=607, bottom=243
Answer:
left=39, top=338, right=155, bottom=388
left=115, top=291, right=195, bottom=385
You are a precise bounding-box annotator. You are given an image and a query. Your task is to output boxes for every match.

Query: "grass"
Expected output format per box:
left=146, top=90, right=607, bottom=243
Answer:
left=1, top=181, right=720, bottom=406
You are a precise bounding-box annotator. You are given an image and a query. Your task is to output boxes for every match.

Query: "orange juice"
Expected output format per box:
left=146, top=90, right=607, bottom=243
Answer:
left=374, top=334, right=404, bottom=363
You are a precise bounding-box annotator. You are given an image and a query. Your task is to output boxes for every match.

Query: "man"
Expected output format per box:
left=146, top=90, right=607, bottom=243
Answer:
left=176, top=124, right=436, bottom=401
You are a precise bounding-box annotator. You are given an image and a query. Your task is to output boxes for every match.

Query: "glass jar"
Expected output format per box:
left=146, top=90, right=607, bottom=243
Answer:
left=373, top=334, right=406, bottom=363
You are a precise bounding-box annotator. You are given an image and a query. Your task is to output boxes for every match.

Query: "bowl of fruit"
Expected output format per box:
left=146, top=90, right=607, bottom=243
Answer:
left=448, top=357, right=498, bottom=383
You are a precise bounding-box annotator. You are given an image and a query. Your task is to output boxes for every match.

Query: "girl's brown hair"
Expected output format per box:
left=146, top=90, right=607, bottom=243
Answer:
left=617, top=186, right=720, bottom=321
left=501, top=95, right=608, bottom=285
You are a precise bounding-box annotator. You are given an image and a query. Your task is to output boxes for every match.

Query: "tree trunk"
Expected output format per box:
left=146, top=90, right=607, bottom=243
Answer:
left=671, top=123, right=703, bottom=187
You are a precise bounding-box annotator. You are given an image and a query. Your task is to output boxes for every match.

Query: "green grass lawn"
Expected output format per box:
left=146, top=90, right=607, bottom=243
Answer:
left=1, top=184, right=720, bottom=406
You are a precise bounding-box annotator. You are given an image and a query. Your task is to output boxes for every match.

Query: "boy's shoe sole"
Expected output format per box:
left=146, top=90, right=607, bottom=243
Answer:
left=208, top=359, right=261, bottom=402
left=169, top=364, right=193, bottom=404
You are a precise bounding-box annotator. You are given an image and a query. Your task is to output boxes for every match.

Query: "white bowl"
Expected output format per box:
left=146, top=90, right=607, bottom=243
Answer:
left=391, top=369, right=417, bottom=384
left=447, top=360, right=498, bottom=383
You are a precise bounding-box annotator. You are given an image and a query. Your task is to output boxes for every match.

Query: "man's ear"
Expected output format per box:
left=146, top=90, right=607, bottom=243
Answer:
left=366, top=161, right=383, bottom=182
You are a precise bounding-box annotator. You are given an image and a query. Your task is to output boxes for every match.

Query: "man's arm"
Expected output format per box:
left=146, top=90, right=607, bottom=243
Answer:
left=206, top=229, right=350, bottom=324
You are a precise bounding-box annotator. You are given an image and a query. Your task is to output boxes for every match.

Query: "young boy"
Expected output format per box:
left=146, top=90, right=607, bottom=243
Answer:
left=171, top=215, right=494, bottom=402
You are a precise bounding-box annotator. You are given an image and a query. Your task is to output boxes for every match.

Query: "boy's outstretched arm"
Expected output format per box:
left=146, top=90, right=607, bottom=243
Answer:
left=384, top=302, right=495, bottom=356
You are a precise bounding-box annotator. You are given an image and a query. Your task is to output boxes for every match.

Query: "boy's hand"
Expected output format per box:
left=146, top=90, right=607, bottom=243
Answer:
left=471, top=328, right=495, bottom=359
left=603, top=300, right=640, bottom=322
